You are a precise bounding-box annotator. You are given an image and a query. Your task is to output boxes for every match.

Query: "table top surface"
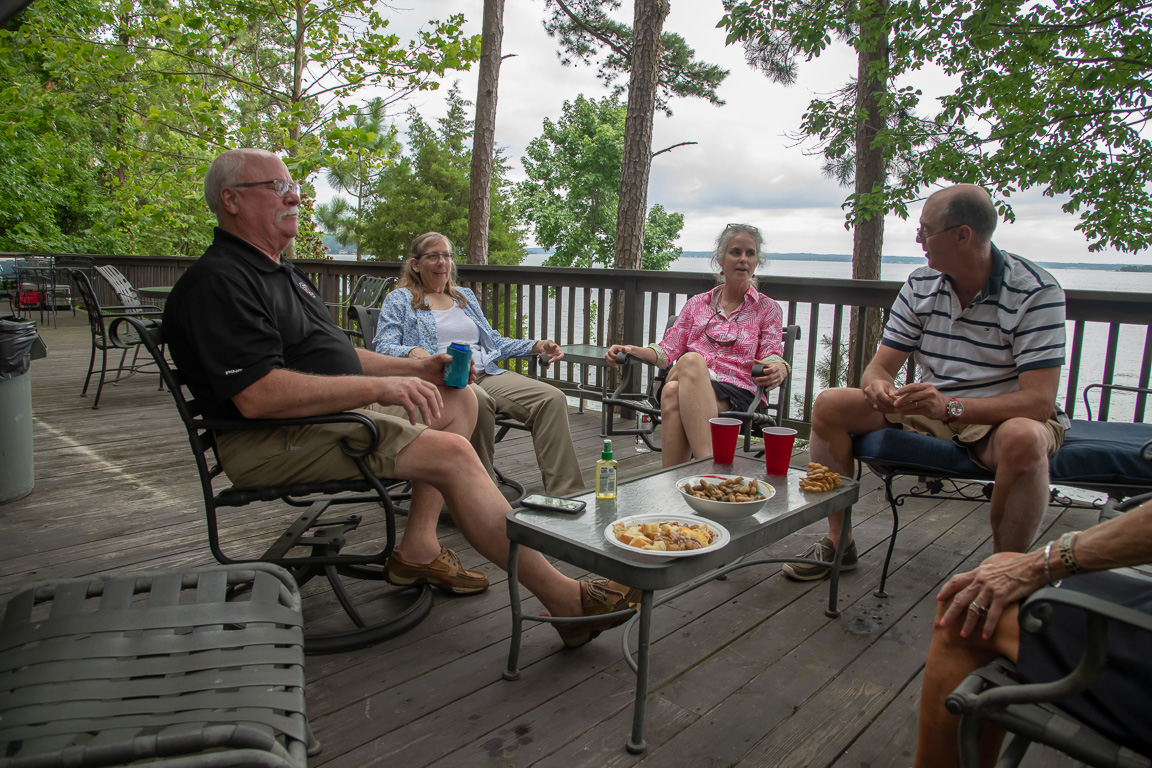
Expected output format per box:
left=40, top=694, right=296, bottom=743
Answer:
left=561, top=344, right=610, bottom=365
left=137, top=286, right=174, bottom=297
left=506, top=455, right=858, bottom=590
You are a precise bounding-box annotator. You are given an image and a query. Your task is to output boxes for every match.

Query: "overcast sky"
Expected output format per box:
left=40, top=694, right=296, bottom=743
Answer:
left=338, top=0, right=1151, bottom=265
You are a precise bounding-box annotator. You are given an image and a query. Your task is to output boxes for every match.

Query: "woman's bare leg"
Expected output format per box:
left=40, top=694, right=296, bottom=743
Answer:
left=659, top=352, right=718, bottom=467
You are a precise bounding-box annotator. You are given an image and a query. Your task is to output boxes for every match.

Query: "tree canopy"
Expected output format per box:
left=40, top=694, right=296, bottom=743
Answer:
left=0, top=0, right=479, bottom=255
left=361, top=85, right=525, bottom=264
left=723, top=0, right=1152, bottom=254
left=517, top=93, right=683, bottom=269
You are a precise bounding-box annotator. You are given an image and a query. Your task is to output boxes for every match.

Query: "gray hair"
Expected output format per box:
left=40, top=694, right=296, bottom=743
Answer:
left=709, top=223, right=768, bottom=282
left=203, top=148, right=276, bottom=214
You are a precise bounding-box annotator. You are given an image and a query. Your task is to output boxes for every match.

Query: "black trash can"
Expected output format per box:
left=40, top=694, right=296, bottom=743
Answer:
left=0, top=317, right=46, bottom=504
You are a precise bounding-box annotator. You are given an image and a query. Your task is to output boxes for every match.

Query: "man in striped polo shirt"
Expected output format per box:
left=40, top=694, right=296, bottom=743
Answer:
left=784, top=184, right=1067, bottom=581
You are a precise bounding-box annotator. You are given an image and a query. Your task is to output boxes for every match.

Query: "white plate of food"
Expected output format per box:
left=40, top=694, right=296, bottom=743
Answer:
left=604, top=514, right=731, bottom=558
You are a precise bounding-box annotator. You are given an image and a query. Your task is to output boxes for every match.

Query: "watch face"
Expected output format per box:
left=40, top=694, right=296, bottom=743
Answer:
left=948, top=399, right=964, bottom=418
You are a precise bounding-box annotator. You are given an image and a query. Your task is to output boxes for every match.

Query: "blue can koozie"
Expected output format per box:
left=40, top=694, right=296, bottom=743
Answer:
left=444, top=343, right=472, bottom=388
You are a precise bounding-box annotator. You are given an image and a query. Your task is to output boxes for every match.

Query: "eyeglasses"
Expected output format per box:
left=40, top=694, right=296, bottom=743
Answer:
left=726, top=223, right=761, bottom=237
left=915, top=224, right=961, bottom=243
left=704, top=310, right=738, bottom=347
left=419, top=252, right=453, bottom=262
left=232, top=179, right=301, bottom=198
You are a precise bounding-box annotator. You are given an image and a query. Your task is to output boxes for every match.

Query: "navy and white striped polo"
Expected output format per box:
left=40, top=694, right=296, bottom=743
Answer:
left=881, top=245, right=1066, bottom=397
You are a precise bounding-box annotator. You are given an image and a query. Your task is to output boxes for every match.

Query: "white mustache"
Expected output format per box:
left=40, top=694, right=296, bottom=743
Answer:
left=277, top=207, right=299, bottom=221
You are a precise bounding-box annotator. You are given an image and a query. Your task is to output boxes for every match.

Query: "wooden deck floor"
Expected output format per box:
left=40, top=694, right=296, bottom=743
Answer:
left=1, top=314, right=1087, bottom=767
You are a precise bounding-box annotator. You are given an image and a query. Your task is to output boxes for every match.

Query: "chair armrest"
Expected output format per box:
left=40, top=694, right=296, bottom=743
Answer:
left=198, top=411, right=383, bottom=457
left=1082, top=382, right=1152, bottom=422
left=103, top=305, right=163, bottom=316
left=947, top=586, right=1152, bottom=715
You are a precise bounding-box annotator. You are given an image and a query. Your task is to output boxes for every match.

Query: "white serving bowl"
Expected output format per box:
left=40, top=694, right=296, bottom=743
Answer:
left=675, top=474, right=774, bottom=520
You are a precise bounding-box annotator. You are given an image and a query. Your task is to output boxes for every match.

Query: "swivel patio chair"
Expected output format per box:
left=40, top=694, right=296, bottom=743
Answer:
left=109, top=315, right=433, bottom=654
left=70, top=268, right=163, bottom=409
left=946, top=580, right=1152, bottom=768
left=0, top=563, right=316, bottom=768
left=603, top=321, right=802, bottom=454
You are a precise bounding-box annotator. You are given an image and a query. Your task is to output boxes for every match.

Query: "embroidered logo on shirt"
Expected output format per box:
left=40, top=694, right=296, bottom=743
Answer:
left=224, top=368, right=242, bottom=375
left=297, top=280, right=317, bottom=299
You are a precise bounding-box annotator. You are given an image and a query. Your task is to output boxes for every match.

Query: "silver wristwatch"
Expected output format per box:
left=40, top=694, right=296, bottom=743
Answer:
left=944, top=397, right=964, bottom=424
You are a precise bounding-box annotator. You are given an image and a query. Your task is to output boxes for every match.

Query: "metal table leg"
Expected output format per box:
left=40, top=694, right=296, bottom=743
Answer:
left=826, top=505, right=853, bottom=618
left=626, top=589, right=654, bottom=754
left=503, top=541, right=522, bottom=681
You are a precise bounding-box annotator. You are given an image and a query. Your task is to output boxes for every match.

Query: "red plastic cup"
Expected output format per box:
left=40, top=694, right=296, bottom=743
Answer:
left=709, top=417, right=741, bottom=464
left=762, top=427, right=798, bottom=476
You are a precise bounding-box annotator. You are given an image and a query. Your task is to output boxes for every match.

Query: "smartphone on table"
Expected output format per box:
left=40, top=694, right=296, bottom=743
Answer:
left=520, top=494, right=587, bottom=514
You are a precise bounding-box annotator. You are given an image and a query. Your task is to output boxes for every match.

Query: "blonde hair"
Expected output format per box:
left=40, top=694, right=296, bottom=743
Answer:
left=399, top=232, right=467, bottom=310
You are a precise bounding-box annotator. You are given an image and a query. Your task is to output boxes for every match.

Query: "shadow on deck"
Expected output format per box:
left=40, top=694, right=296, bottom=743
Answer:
left=1, top=315, right=1086, bottom=767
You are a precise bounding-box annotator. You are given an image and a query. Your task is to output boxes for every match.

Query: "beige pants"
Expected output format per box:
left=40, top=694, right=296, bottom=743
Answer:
left=216, top=403, right=426, bottom=488
left=470, top=370, right=585, bottom=496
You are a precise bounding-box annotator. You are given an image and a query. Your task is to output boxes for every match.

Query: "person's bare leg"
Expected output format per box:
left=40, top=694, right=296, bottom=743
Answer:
left=659, top=353, right=718, bottom=467
left=659, top=380, right=691, bottom=466
left=971, top=419, right=1051, bottom=552
left=394, top=385, right=478, bottom=564
left=810, top=387, right=889, bottom=546
left=394, top=430, right=584, bottom=617
left=914, top=586, right=1020, bottom=768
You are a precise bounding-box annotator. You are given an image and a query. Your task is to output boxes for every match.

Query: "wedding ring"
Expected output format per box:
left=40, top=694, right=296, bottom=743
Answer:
left=872, top=404, right=878, bottom=411
left=914, top=400, right=920, bottom=408
left=970, top=601, right=989, bottom=615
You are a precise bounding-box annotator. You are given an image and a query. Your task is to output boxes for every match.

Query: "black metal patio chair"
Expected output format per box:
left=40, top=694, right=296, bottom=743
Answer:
left=0, top=563, right=317, bottom=768
left=603, top=320, right=802, bottom=454
left=70, top=268, right=163, bottom=408
left=109, top=315, right=433, bottom=654
left=855, top=383, right=1152, bottom=598
left=330, top=275, right=395, bottom=345
left=946, top=577, right=1152, bottom=768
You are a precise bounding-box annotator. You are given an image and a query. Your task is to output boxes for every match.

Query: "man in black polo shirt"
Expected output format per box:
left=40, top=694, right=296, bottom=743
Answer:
left=164, top=148, right=636, bottom=648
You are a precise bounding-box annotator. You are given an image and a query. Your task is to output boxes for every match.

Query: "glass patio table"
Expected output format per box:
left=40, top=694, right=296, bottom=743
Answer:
left=502, top=453, right=859, bottom=753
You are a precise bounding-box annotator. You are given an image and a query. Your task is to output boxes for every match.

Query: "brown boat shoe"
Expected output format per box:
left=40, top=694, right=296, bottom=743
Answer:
left=386, top=547, right=489, bottom=595
left=553, top=577, right=641, bottom=649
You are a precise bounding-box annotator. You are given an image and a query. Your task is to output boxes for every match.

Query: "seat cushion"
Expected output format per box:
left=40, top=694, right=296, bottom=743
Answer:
left=853, top=419, right=1152, bottom=486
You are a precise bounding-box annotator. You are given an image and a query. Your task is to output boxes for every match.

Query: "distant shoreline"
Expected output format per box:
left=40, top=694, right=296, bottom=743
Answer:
left=327, top=248, right=1151, bottom=272
left=673, top=251, right=1152, bottom=272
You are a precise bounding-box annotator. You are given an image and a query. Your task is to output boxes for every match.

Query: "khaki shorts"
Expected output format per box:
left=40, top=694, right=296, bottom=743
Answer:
left=883, top=413, right=1066, bottom=471
left=216, top=403, right=426, bottom=488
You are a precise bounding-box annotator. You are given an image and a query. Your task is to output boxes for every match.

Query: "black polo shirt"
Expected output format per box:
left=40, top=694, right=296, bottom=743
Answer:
left=164, top=228, right=361, bottom=419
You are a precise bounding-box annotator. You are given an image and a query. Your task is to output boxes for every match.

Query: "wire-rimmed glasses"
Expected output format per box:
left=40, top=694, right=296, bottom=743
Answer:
left=915, top=224, right=960, bottom=243
left=232, top=179, right=301, bottom=198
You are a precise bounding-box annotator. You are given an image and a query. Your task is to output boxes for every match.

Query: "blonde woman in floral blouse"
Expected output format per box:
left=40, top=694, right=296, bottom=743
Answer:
left=605, top=224, right=788, bottom=467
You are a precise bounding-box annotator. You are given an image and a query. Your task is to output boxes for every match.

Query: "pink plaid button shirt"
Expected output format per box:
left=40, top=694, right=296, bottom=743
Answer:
left=652, top=284, right=784, bottom=396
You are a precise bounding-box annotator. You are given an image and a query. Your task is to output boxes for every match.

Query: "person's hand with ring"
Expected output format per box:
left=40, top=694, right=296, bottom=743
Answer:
left=937, top=551, right=1047, bottom=639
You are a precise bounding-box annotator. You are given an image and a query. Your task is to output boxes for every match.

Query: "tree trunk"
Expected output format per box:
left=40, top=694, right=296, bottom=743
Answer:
left=467, top=0, right=505, bottom=265
left=847, top=0, right=889, bottom=387
left=610, top=0, right=668, bottom=346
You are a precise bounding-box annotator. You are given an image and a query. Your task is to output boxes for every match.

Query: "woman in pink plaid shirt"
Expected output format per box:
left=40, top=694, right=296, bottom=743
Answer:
left=606, top=223, right=788, bottom=467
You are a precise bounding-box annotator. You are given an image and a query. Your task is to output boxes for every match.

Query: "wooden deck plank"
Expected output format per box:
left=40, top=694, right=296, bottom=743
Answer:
left=0, top=315, right=1091, bottom=767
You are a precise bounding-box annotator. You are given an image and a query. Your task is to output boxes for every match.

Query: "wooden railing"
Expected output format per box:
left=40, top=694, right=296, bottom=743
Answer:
left=68, top=254, right=1152, bottom=434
